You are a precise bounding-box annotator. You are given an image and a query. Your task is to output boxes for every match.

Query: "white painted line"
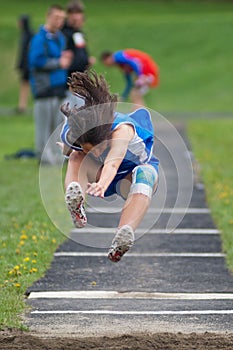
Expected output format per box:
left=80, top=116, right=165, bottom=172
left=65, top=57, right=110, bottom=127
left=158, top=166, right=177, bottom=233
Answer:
left=71, top=228, right=220, bottom=235
left=31, top=310, right=233, bottom=315
left=86, top=207, right=210, bottom=214
left=54, top=252, right=225, bottom=258
left=169, top=229, right=219, bottom=234
left=28, top=291, right=233, bottom=300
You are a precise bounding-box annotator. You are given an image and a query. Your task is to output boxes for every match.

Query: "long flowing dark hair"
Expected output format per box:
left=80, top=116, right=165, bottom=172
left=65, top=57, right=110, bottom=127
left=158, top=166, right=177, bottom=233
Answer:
left=61, top=71, right=118, bottom=146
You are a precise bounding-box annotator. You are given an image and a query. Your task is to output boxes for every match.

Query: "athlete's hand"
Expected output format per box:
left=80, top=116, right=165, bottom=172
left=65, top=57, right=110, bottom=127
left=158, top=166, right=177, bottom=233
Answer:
left=56, top=142, right=72, bottom=156
left=86, top=182, right=105, bottom=198
left=56, top=142, right=65, bottom=151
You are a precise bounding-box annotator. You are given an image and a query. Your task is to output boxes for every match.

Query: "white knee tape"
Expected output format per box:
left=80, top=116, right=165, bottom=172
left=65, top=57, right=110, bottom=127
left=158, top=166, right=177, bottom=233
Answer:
left=129, top=165, right=158, bottom=198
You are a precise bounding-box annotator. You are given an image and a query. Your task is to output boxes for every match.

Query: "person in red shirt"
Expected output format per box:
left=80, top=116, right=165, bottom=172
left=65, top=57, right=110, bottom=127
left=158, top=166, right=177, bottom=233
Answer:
left=101, top=49, right=159, bottom=106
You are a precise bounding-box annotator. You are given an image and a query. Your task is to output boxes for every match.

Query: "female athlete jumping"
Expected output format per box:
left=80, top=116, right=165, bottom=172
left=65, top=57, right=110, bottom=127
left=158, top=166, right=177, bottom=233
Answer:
left=59, top=70, right=159, bottom=262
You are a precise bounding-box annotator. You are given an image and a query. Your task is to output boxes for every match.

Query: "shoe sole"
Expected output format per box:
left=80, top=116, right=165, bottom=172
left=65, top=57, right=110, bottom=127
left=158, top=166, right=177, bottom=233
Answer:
left=65, top=182, right=87, bottom=228
left=108, top=225, right=134, bottom=263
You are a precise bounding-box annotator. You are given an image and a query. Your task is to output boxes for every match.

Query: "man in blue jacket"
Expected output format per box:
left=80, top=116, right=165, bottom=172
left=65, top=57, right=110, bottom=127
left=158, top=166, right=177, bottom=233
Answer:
left=29, top=5, right=72, bottom=164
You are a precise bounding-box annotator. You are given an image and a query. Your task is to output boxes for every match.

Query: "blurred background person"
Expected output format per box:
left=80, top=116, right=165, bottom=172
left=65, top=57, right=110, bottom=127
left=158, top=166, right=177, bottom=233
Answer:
left=62, top=0, right=96, bottom=78
left=29, top=5, right=72, bottom=164
left=101, top=48, right=159, bottom=107
left=15, top=15, right=33, bottom=114
left=61, top=0, right=96, bottom=108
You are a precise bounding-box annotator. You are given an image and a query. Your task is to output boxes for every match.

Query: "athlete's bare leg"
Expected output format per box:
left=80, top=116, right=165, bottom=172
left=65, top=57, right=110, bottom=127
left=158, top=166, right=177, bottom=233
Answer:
left=65, top=151, right=101, bottom=191
left=64, top=151, right=102, bottom=228
left=108, top=167, right=158, bottom=262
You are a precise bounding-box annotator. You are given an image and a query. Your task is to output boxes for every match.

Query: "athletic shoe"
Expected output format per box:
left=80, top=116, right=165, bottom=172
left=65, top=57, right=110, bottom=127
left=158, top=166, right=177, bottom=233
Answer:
left=65, top=182, right=87, bottom=228
left=108, top=225, right=134, bottom=263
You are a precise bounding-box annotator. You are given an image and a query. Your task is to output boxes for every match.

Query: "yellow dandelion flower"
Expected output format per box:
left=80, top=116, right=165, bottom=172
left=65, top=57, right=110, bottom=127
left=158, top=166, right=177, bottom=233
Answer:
left=25, top=223, right=32, bottom=230
left=20, top=234, right=28, bottom=240
left=30, top=268, right=38, bottom=273
left=15, top=248, right=21, bottom=254
left=14, top=283, right=21, bottom=288
left=19, top=241, right=25, bottom=246
left=219, top=192, right=228, bottom=199
left=91, top=281, right=97, bottom=286
left=14, top=265, right=20, bottom=270
left=52, top=239, right=56, bottom=244
left=32, top=235, right=37, bottom=241
left=23, top=257, right=30, bottom=262
left=33, top=252, right=38, bottom=256
left=2, top=243, right=6, bottom=248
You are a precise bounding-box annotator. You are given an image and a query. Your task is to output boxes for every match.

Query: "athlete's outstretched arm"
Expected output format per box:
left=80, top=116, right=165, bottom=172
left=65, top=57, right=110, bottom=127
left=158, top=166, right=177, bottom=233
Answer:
left=86, top=124, right=134, bottom=197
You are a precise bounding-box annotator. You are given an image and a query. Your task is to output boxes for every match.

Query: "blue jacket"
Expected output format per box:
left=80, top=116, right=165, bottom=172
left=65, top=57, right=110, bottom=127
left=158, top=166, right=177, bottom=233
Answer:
left=29, top=26, right=67, bottom=98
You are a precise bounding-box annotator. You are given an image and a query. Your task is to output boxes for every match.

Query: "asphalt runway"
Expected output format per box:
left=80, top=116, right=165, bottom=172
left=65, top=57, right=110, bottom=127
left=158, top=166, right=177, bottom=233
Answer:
left=25, top=120, right=233, bottom=337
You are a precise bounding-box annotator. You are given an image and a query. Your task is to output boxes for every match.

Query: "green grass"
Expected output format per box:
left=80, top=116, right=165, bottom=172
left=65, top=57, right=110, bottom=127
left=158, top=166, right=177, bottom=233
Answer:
left=0, top=116, right=66, bottom=329
left=0, top=0, right=233, bottom=330
left=0, top=0, right=232, bottom=111
left=188, top=118, right=233, bottom=269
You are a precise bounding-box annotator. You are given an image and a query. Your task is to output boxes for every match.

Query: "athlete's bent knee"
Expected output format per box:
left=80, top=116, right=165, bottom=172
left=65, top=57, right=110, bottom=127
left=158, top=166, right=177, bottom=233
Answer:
left=129, top=165, right=158, bottom=198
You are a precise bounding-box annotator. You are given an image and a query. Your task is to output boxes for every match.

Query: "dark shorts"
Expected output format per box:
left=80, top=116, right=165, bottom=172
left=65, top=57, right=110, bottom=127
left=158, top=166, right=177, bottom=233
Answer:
left=104, top=158, right=159, bottom=197
left=104, top=169, right=133, bottom=197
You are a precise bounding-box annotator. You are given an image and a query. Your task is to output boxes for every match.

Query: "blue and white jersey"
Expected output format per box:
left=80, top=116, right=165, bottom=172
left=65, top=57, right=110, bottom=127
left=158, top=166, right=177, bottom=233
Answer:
left=60, top=107, right=159, bottom=175
left=111, top=108, right=159, bottom=176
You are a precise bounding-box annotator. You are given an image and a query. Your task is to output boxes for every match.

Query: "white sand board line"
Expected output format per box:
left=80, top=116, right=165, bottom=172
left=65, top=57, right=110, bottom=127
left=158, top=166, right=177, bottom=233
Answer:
left=28, top=291, right=233, bottom=300
left=31, top=310, right=233, bottom=316
left=71, top=228, right=220, bottom=235
left=54, top=252, right=225, bottom=258
left=86, top=207, right=211, bottom=214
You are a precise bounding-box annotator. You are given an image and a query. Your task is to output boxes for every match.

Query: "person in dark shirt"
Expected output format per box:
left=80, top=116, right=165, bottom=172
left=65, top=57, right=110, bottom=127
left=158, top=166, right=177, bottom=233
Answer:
left=16, top=15, right=33, bottom=113
left=62, top=0, right=95, bottom=79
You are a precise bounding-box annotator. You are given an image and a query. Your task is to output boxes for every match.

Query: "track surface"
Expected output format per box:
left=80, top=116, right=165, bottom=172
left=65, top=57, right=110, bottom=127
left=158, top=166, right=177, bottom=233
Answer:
left=20, top=121, right=233, bottom=348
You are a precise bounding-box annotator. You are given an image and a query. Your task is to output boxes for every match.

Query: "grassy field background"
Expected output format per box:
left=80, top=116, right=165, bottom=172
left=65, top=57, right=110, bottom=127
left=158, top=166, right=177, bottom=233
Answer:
left=188, top=119, right=233, bottom=269
left=0, top=0, right=233, bottom=329
left=0, top=0, right=233, bottom=111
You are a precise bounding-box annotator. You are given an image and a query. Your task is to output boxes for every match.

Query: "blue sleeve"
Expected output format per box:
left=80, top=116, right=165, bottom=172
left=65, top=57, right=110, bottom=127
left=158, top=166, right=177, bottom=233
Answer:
left=29, top=34, right=60, bottom=71
left=130, top=108, right=154, bottom=135
left=113, top=51, right=141, bottom=75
